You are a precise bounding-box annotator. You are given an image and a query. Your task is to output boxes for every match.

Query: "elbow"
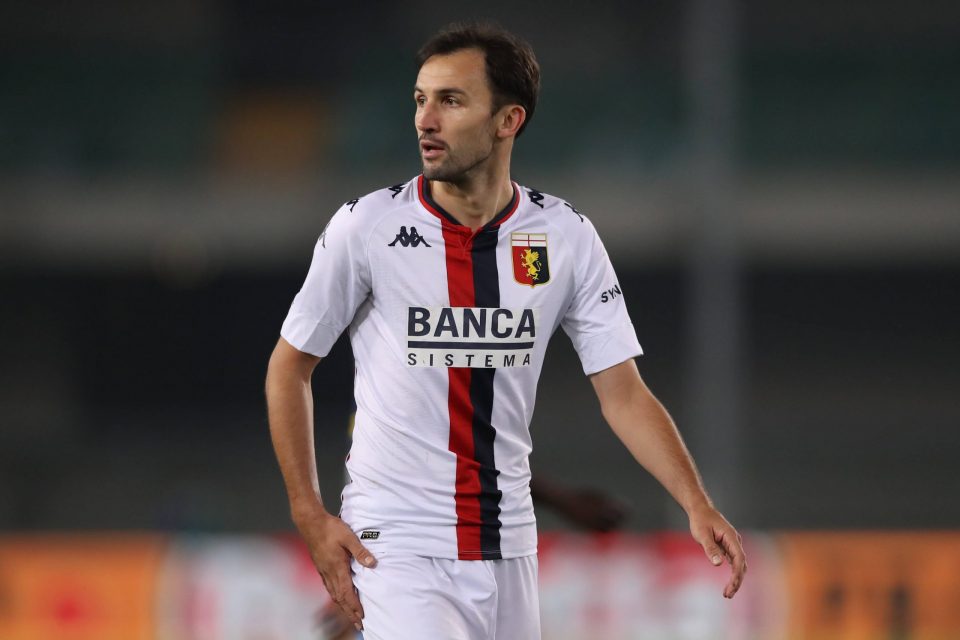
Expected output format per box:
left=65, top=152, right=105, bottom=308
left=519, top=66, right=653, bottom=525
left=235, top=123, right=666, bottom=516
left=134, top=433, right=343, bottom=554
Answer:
left=598, top=394, right=628, bottom=429
left=599, top=383, right=649, bottom=432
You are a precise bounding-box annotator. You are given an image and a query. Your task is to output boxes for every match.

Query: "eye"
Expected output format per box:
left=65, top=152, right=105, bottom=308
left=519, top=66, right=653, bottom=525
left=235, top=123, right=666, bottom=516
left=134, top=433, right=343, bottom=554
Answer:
left=443, top=96, right=459, bottom=106
left=415, top=95, right=426, bottom=107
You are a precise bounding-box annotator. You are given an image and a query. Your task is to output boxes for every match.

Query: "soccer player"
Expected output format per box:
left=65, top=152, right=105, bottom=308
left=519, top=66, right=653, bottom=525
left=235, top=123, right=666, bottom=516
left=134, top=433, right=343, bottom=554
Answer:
left=266, top=22, right=746, bottom=639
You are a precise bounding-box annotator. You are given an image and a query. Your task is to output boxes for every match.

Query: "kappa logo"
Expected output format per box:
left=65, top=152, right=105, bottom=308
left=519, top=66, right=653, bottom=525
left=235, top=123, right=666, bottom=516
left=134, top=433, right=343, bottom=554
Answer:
left=388, top=226, right=431, bottom=248
left=526, top=188, right=545, bottom=209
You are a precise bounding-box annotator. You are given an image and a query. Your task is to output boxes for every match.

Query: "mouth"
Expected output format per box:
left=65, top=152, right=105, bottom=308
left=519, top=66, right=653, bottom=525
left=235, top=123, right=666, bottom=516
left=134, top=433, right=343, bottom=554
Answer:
left=420, top=139, right=446, bottom=160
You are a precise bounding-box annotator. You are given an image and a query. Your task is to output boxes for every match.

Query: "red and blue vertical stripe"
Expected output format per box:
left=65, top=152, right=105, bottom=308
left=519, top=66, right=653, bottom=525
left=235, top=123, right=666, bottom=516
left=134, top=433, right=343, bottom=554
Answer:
left=418, top=175, right=519, bottom=559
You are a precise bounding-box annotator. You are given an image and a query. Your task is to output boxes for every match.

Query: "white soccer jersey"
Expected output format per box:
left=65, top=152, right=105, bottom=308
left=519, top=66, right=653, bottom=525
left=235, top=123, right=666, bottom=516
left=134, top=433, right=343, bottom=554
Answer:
left=281, top=175, right=642, bottom=560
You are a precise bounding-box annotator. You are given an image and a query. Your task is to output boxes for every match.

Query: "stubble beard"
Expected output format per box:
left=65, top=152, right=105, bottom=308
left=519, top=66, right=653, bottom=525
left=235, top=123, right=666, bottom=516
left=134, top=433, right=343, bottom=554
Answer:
left=421, top=135, right=496, bottom=186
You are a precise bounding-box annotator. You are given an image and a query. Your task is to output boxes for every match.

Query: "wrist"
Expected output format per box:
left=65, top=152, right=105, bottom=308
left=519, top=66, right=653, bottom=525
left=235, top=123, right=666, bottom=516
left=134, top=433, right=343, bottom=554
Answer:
left=682, top=494, right=715, bottom=517
left=289, top=495, right=329, bottom=526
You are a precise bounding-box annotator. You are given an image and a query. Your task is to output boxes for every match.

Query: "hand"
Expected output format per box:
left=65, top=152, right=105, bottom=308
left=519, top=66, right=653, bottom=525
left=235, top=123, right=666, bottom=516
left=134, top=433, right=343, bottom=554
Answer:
left=687, top=504, right=747, bottom=599
left=553, top=487, right=628, bottom=532
left=296, top=509, right=377, bottom=631
left=315, top=601, right=358, bottom=640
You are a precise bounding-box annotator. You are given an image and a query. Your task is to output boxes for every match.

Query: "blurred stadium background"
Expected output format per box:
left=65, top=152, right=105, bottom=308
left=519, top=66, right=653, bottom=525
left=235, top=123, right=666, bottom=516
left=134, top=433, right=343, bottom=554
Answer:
left=1, top=0, right=958, bottom=638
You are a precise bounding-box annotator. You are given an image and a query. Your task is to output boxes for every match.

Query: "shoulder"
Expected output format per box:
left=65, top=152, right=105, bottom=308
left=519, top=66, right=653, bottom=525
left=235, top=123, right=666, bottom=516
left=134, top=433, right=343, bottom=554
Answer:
left=322, top=177, right=419, bottom=241
left=516, top=183, right=599, bottom=241
left=340, top=177, right=418, bottom=219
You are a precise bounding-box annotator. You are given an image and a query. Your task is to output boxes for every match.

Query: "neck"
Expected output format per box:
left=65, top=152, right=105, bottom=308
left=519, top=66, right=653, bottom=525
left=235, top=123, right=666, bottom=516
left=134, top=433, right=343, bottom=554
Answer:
left=429, top=162, right=515, bottom=231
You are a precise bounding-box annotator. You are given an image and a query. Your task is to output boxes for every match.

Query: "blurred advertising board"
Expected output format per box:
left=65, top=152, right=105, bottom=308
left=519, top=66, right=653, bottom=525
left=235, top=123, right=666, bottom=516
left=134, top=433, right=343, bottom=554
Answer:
left=4, top=531, right=960, bottom=639
left=154, top=532, right=784, bottom=639
left=155, top=535, right=331, bottom=640
left=0, top=534, right=164, bottom=640
left=537, top=531, right=786, bottom=640
left=780, top=531, right=960, bottom=640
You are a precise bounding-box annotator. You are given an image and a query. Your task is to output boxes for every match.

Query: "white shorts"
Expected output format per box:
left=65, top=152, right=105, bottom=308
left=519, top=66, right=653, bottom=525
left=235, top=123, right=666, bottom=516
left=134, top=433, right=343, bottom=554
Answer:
left=351, top=553, right=540, bottom=640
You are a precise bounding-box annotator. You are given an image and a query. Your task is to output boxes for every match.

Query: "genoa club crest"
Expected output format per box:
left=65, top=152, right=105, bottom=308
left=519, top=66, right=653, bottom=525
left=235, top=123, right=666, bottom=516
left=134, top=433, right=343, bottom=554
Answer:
left=511, top=232, right=550, bottom=287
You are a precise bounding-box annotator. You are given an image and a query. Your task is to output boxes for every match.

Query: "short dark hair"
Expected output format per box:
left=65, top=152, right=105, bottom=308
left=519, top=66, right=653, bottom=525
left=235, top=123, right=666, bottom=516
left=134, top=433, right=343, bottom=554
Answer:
left=416, top=22, right=541, bottom=137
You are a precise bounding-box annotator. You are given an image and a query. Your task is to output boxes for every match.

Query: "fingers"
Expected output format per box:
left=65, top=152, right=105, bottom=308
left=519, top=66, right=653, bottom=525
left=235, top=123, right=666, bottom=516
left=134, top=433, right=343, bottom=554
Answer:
left=333, top=577, right=366, bottom=630
left=313, top=522, right=376, bottom=631
left=723, top=557, right=747, bottom=597
left=344, top=534, right=377, bottom=569
left=689, top=508, right=748, bottom=599
left=333, top=527, right=376, bottom=629
left=716, top=529, right=747, bottom=599
left=316, top=602, right=355, bottom=637
left=703, top=539, right=725, bottom=566
left=723, top=542, right=747, bottom=598
left=323, top=560, right=366, bottom=631
left=697, top=524, right=747, bottom=598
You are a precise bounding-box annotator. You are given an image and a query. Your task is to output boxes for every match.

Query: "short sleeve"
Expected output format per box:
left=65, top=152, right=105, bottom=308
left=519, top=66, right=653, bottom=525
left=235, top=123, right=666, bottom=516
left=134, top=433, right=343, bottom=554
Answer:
left=280, top=205, right=372, bottom=357
left=560, top=220, right=643, bottom=375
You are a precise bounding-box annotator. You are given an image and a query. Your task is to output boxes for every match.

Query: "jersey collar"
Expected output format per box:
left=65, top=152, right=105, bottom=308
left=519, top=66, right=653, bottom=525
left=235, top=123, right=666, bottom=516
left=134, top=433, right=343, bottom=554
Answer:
left=417, top=175, right=520, bottom=230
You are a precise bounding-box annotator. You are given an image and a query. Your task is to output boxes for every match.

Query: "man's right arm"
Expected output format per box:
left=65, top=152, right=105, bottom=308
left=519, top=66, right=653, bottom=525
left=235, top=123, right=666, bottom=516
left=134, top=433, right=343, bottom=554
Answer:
left=265, top=337, right=376, bottom=632
left=266, top=337, right=324, bottom=516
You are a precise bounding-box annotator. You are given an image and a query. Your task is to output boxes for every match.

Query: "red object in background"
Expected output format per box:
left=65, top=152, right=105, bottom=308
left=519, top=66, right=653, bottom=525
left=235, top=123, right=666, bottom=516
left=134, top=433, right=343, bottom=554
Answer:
left=0, top=534, right=164, bottom=640
left=537, top=531, right=786, bottom=640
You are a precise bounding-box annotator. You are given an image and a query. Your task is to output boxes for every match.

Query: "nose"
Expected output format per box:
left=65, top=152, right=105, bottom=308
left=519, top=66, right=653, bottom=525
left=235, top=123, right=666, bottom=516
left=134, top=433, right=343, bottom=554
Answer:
left=416, top=99, right=439, bottom=134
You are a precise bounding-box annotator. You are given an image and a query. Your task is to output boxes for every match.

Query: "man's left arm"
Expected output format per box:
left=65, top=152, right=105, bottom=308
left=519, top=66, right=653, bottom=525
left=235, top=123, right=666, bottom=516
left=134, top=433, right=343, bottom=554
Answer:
left=590, top=358, right=747, bottom=599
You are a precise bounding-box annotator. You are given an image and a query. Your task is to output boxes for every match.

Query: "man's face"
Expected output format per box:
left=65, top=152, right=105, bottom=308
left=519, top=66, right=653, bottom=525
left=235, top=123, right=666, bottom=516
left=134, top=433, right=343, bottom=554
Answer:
left=414, top=48, right=500, bottom=183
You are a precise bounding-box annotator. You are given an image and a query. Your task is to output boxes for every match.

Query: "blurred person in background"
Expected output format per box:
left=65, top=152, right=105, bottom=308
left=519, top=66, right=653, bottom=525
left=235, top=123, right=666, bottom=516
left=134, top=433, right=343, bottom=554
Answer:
left=266, top=21, right=745, bottom=639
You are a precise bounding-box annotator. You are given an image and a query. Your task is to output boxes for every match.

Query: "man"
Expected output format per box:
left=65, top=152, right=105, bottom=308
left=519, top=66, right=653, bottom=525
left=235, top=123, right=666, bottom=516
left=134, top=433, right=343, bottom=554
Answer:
left=266, top=22, right=746, bottom=639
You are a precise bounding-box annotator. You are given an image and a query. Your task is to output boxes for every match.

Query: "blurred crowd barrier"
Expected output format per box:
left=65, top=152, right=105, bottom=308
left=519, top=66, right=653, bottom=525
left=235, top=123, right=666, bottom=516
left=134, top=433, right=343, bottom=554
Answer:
left=1, top=531, right=959, bottom=639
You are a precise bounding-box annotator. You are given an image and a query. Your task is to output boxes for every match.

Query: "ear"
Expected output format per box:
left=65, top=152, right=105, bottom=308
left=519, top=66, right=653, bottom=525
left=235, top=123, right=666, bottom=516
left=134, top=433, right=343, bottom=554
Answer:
left=496, top=105, right=527, bottom=139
